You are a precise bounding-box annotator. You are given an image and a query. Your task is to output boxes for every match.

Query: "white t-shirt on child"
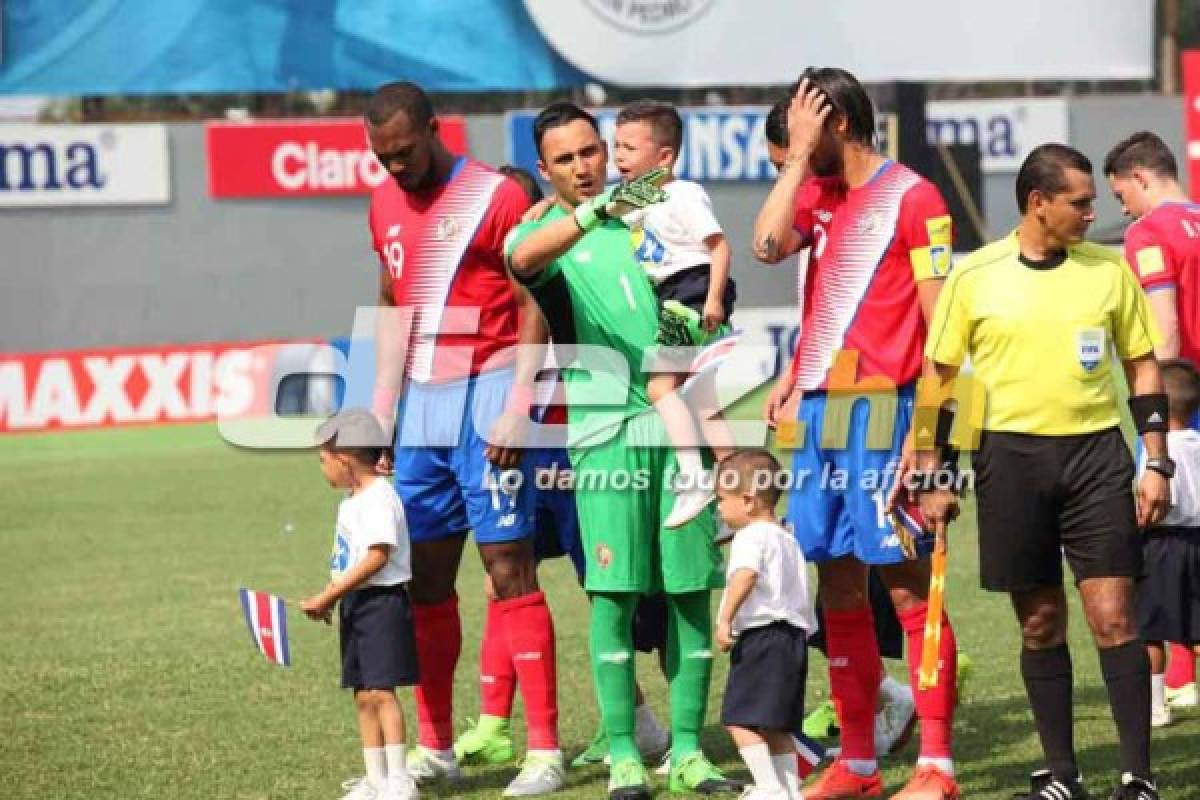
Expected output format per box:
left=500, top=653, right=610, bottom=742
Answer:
left=719, top=519, right=816, bottom=636
left=329, top=477, right=411, bottom=586
left=1137, top=428, right=1200, bottom=527
left=623, top=179, right=723, bottom=284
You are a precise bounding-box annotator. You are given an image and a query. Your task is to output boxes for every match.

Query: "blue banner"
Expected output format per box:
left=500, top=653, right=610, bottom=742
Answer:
left=0, top=0, right=587, bottom=96
left=505, top=106, right=776, bottom=183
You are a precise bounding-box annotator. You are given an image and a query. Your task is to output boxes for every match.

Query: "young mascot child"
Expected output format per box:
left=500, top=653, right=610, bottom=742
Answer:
left=303, top=408, right=419, bottom=800
left=714, top=450, right=816, bottom=799
left=613, top=100, right=738, bottom=528
left=1136, top=360, right=1200, bottom=728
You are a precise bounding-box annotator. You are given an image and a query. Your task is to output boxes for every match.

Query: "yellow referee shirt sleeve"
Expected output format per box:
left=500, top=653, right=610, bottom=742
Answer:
left=925, top=268, right=970, bottom=366
left=1112, top=259, right=1161, bottom=359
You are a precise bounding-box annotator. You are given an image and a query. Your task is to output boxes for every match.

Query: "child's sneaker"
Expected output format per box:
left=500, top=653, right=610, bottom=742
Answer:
left=1013, top=769, right=1089, bottom=799
left=339, top=777, right=381, bottom=800
left=384, top=773, right=420, bottom=800
left=1151, top=702, right=1172, bottom=728
left=661, top=300, right=729, bottom=347
left=665, top=482, right=715, bottom=529
left=667, top=751, right=743, bottom=794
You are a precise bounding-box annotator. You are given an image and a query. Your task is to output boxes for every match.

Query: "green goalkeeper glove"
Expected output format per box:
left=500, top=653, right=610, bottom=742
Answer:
left=573, top=167, right=669, bottom=232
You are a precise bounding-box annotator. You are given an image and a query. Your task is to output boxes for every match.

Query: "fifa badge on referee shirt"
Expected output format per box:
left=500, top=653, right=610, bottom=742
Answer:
left=1076, top=328, right=1105, bottom=372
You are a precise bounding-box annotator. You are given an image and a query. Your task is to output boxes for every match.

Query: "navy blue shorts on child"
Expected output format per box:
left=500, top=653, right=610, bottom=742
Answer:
left=340, top=585, right=419, bottom=689
left=1137, top=525, right=1200, bottom=644
left=721, top=621, right=808, bottom=730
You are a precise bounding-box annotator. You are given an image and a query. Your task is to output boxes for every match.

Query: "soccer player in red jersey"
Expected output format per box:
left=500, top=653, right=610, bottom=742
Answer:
left=753, top=68, right=960, bottom=800
left=363, top=82, right=562, bottom=795
left=1105, top=131, right=1200, bottom=716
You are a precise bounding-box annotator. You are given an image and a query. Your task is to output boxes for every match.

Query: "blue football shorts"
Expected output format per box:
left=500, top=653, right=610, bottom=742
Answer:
left=392, top=368, right=534, bottom=545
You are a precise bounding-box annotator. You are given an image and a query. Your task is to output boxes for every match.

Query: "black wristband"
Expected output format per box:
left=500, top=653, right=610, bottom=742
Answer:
left=1128, top=393, right=1169, bottom=435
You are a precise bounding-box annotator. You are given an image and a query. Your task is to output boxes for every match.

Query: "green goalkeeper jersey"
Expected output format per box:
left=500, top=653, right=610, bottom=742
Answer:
left=505, top=205, right=660, bottom=445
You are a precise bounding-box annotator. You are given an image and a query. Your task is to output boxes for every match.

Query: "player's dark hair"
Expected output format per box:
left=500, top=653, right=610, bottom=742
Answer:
left=1160, top=359, right=1200, bottom=422
left=765, top=97, right=790, bottom=149
left=1103, top=131, right=1179, bottom=180
left=314, top=409, right=388, bottom=468
left=717, top=449, right=785, bottom=510
left=532, top=102, right=600, bottom=158
left=617, top=100, right=684, bottom=154
left=498, top=164, right=544, bottom=203
left=1015, top=143, right=1093, bottom=214
left=365, top=81, right=434, bottom=127
left=790, top=67, right=874, bottom=147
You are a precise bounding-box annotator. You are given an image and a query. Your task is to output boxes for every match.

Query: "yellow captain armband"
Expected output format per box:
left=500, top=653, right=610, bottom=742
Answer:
left=1135, top=246, right=1166, bottom=278
left=911, top=215, right=953, bottom=280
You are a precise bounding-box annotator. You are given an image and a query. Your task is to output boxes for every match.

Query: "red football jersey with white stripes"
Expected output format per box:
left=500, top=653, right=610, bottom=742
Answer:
left=1123, top=201, right=1200, bottom=365
left=790, top=161, right=952, bottom=391
left=369, top=158, right=530, bottom=383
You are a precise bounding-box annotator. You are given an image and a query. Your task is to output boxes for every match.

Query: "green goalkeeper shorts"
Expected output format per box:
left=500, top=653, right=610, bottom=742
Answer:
left=569, top=412, right=723, bottom=594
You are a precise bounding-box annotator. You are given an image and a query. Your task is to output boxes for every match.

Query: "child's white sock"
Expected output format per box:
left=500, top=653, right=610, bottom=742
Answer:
left=384, top=744, right=408, bottom=778
left=771, top=751, right=800, bottom=796
left=363, top=747, right=387, bottom=785
left=739, top=743, right=785, bottom=791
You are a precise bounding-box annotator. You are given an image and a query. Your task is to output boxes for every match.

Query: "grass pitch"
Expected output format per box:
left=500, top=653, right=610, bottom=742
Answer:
left=1, top=422, right=1198, bottom=799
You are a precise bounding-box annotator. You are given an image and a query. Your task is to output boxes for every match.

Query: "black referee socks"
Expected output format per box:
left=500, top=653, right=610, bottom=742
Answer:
left=1098, top=641, right=1153, bottom=779
left=1020, top=645, right=1079, bottom=783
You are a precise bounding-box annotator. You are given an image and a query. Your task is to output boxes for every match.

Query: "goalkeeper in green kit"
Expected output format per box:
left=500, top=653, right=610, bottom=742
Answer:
left=505, top=102, right=739, bottom=800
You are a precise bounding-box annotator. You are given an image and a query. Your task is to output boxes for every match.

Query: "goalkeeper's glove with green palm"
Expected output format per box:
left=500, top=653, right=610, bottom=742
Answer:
left=573, top=167, right=669, bottom=232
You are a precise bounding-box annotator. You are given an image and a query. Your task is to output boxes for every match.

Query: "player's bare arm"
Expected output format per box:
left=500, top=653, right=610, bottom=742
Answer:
left=485, top=282, right=549, bottom=468
left=1123, top=353, right=1171, bottom=528
left=916, top=278, right=946, bottom=326
left=897, top=359, right=962, bottom=534
left=702, top=232, right=731, bottom=332
left=372, top=265, right=404, bottom=473
left=752, top=80, right=830, bottom=264
left=1147, top=288, right=1181, bottom=360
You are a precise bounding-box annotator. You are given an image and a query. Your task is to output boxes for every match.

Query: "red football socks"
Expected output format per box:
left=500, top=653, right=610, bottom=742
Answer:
left=898, top=601, right=957, bottom=758
left=824, top=606, right=882, bottom=761
left=479, top=599, right=516, bottom=719
left=498, top=590, right=559, bottom=750
left=1164, top=643, right=1196, bottom=690
left=412, top=594, right=462, bottom=750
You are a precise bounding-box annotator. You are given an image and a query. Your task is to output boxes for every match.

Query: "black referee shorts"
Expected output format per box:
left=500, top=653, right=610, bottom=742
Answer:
left=973, top=427, right=1141, bottom=593
left=339, top=585, right=419, bottom=690
left=1136, top=526, right=1200, bottom=644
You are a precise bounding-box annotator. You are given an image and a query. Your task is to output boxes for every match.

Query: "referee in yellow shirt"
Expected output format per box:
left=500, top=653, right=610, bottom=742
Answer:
left=914, top=144, right=1170, bottom=800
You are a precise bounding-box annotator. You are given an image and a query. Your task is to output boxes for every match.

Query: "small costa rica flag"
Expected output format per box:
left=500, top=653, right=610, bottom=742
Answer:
left=238, top=588, right=292, bottom=667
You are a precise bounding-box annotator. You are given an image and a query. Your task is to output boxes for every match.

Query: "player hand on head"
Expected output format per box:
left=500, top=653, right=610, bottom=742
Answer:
left=1136, top=468, right=1171, bottom=529
left=573, top=167, right=670, bottom=232
left=785, top=78, right=833, bottom=164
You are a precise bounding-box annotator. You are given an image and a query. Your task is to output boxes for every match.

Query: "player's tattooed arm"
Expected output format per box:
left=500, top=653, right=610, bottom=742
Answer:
left=752, top=161, right=807, bottom=264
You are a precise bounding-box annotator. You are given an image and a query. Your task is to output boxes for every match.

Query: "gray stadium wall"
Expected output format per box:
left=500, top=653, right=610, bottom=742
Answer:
left=0, top=96, right=1187, bottom=354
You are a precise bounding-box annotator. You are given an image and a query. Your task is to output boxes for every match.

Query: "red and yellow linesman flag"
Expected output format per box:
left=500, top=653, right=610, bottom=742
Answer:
left=918, top=531, right=948, bottom=690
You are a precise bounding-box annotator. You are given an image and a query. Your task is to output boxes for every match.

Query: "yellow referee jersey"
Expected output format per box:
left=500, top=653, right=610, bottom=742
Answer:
left=926, top=232, right=1159, bottom=436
